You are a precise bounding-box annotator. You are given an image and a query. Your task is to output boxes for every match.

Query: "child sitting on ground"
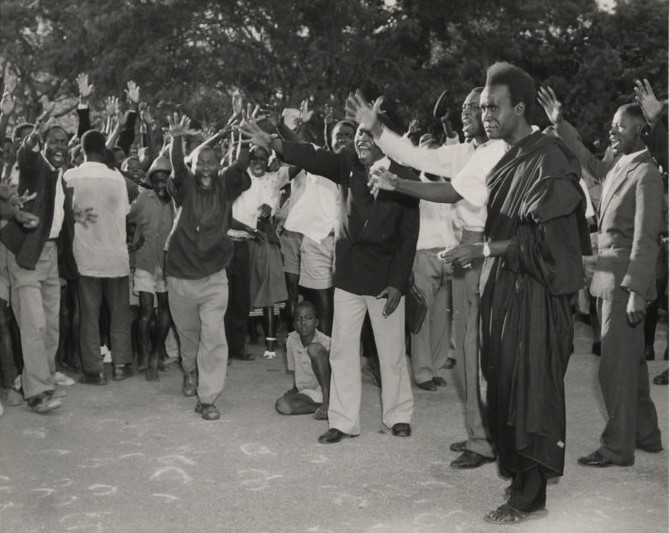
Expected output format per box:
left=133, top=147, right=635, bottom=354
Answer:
left=275, top=300, right=330, bottom=420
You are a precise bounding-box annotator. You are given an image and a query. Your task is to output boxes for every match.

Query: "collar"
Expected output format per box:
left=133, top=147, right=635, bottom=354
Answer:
left=616, top=148, right=647, bottom=168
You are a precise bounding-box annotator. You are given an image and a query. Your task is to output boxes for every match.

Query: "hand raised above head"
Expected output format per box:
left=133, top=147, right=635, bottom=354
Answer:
left=299, top=99, right=313, bottom=123
left=165, top=113, right=200, bottom=138
left=537, top=86, right=563, bottom=125
left=345, top=90, right=384, bottom=133
left=76, top=73, right=94, bottom=100
left=236, top=119, right=274, bottom=150
left=125, top=81, right=140, bottom=105
left=0, top=91, right=15, bottom=116
left=634, top=78, right=666, bottom=125
left=106, top=96, right=120, bottom=117
left=139, top=102, right=155, bottom=127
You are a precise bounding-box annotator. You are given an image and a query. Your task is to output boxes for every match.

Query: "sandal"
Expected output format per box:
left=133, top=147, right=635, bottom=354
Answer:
left=484, top=504, right=548, bottom=525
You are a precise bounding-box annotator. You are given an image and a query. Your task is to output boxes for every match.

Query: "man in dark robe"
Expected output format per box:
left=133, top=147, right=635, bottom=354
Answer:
left=443, top=62, right=591, bottom=525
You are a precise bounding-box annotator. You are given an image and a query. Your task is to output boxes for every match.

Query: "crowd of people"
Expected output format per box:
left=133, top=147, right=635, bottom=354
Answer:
left=0, top=61, right=667, bottom=525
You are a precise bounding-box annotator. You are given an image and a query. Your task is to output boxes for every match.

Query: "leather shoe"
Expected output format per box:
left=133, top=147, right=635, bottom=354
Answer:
left=112, top=365, right=131, bottom=381
left=182, top=372, right=198, bottom=397
left=450, top=450, right=495, bottom=469
left=195, top=402, right=220, bottom=420
left=230, top=353, right=256, bottom=361
left=577, top=451, right=633, bottom=467
left=318, top=428, right=357, bottom=444
left=79, top=371, right=108, bottom=386
left=432, top=376, right=447, bottom=387
left=637, top=442, right=663, bottom=453
left=416, top=380, right=437, bottom=391
left=27, top=391, right=61, bottom=413
left=449, top=440, right=467, bottom=452
left=653, top=369, right=668, bottom=385
left=591, top=341, right=601, bottom=357
left=391, top=423, right=411, bottom=437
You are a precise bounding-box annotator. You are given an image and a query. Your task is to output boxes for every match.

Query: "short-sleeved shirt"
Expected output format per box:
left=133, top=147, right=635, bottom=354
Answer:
left=286, top=329, right=330, bottom=394
left=128, top=190, right=175, bottom=272
left=63, top=161, right=130, bottom=277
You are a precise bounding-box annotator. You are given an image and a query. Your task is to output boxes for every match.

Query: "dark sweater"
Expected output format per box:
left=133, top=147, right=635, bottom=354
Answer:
left=166, top=153, right=250, bottom=280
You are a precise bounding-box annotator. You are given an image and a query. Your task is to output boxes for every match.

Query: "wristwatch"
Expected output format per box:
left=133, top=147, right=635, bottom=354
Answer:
left=482, top=242, right=491, bottom=258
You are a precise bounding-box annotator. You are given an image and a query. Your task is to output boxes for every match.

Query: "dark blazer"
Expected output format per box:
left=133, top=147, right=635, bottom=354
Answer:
left=0, top=145, right=75, bottom=272
left=281, top=142, right=420, bottom=296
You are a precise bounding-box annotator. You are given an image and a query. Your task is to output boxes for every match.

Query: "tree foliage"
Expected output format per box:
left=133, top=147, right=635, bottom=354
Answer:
left=0, top=0, right=666, bottom=144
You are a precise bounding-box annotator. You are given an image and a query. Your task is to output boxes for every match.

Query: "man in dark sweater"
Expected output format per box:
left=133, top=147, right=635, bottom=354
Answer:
left=1, top=122, right=74, bottom=413
left=166, top=114, right=251, bottom=421
left=241, top=114, right=420, bottom=443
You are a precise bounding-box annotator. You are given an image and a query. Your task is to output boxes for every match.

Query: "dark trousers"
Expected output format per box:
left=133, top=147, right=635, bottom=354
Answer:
left=78, top=275, right=132, bottom=374
left=597, top=298, right=662, bottom=463
left=508, top=465, right=547, bottom=512
left=224, top=240, right=250, bottom=358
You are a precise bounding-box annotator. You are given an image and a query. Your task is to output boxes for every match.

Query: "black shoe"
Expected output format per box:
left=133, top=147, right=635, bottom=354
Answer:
left=182, top=372, right=198, bottom=397
left=450, top=450, right=495, bottom=469
left=577, top=451, right=633, bottom=467
left=112, top=365, right=131, bottom=381
left=591, top=341, right=601, bottom=357
left=644, top=345, right=655, bottom=361
left=637, top=442, right=663, bottom=453
left=26, top=391, right=61, bottom=413
left=444, top=358, right=456, bottom=369
left=195, top=402, right=220, bottom=420
left=653, top=369, right=669, bottom=385
left=416, top=380, right=437, bottom=391
left=230, top=353, right=256, bottom=361
left=391, top=423, right=411, bottom=437
left=449, top=440, right=467, bottom=452
left=318, top=428, right=356, bottom=444
left=432, top=376, right=447, bottom=387
left=79, top=370, right=108, bottom=386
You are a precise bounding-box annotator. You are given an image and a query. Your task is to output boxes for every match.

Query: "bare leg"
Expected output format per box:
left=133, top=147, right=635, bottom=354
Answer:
left=138, top=292, right=158, bottom=380
left=307, top=343, right=331, bottom=419
left=263, top=306, right=278, bottom=356
left=155, top=292, right=174, bottom=371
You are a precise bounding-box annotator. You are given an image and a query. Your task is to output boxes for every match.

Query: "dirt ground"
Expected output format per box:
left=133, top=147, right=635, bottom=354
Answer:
left=0, top=320, right=667, bottom=533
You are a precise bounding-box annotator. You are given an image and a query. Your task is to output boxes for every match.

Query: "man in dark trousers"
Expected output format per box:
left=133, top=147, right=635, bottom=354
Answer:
left=443, top=63, right=591, bottom=524
left=241, top=112, right=419, bottom=443
left=538, top=87, right=663, bottom=468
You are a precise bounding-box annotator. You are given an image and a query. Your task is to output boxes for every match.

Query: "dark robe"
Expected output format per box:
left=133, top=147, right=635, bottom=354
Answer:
left=480, top=131, right=591, bottom=478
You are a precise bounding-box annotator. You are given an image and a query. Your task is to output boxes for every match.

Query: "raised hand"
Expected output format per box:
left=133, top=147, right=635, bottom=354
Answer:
left=166, top=113, right=199, bottom=138
left=537, top=86, right=563, bottom=125
left=345, top=90, right=383, bottom=132
left=106, top=96, right=120, bottom=117
left=0, top=91, right=15, bottom=116
left=368, top=167, right=399, bottom=194
left=76, top=73, right=94, bottom=101
left=634, top=78, right=666, bottom=125
left=10, top=189, right=36, bottom=209
left=237, top=119, right=274, bottom=150
left=231, top=89, right=244, bottom=116
left=125, top=81, right=140, bottom=105
left=299, top=99, right=313, bottom=124
left=323, top=103, right=334, bottom=125
left=406, top=118, right=421, bottom=136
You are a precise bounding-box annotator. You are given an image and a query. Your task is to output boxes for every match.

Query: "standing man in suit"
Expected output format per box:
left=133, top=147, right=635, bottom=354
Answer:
left=538, top=88, right=663, bottom=467
left=241, top=111, right=420, bottom=443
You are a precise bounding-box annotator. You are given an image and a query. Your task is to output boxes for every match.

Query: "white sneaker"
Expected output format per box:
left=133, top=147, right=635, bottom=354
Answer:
left=13, top=375, right=22, bottom=392
left=54, top=371, right=75, bottom=387
left=263, top=350, right=276, bottom=359
left=101, top=346, right=112, bottom=364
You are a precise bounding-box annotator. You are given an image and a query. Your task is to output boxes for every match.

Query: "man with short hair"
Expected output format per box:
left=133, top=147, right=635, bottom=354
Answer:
left=64, top=129, right=133, bottom=385
left=1, top=122, right=76, bottom=413
left=241, top=112, right=420, bottom=443
left=538, top=87, right=663, bottom=468
left=443, top=63, right=591, bottom=524
left=349, top=87, right=501, bottom=469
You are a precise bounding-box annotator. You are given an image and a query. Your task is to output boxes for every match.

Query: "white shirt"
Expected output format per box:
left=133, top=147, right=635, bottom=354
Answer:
left=376, top=126, right=507, bottom=233
left=284, top=169, right=339, bottom=243
left=64, top=161, right=130, bottom=277
left=416, top=173, right=458, bottom=250
left=49, top=166, right=65, bottom=239
left=286, top=329, right=331, bottom=393
left=228, top=170, right=286, bottom=239
left=600, top=149, right=646, bottom=204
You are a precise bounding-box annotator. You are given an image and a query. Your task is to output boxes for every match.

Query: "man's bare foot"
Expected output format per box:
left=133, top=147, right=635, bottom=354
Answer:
left=314, top=404, right=328, bottom=420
